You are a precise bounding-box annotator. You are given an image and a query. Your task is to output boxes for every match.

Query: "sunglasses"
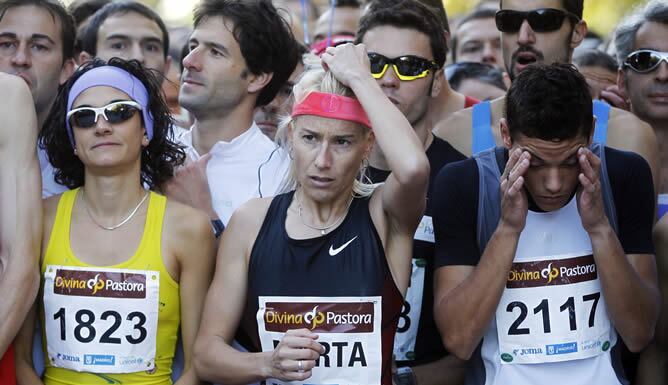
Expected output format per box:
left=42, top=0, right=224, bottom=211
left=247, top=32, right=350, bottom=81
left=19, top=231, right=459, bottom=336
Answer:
left=67, top=101, right=142, bottom=128
left=624, top=50, right=668, bottom=73
left=495, top=8, right=580, bottom=33
left=368, top=53, right=438, bottom=81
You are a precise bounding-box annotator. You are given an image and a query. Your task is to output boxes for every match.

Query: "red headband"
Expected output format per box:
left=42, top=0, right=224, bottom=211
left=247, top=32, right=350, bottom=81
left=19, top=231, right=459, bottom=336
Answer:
left=310, top=34, right=355, bottom=56
left=291, top=91, right=372, bottom=128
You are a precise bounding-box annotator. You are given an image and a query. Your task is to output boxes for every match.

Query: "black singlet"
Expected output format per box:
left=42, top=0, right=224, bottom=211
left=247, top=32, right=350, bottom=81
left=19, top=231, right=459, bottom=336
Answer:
left=240, top=191, right=403, bottom=385
left=368, top=136, right=466, bottom=366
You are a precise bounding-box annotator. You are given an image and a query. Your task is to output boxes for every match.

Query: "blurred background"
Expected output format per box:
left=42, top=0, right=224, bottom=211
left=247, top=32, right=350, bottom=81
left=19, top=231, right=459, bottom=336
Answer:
left=61, top=0, right=650, bottom=38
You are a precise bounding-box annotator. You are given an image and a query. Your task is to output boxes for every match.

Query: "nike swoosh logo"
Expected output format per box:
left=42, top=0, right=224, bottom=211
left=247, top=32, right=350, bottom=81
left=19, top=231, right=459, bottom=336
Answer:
left=329, top=236, right=358, bottom=256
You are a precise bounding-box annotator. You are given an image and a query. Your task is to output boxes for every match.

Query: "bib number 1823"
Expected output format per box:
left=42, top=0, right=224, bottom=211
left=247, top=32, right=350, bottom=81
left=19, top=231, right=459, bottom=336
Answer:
left=52, top=308, right=147, bottom=345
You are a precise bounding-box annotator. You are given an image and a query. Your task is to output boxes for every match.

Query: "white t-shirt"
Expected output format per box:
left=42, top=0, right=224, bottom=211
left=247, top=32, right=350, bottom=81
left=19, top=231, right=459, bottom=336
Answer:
left=40, top=147, right=67, bottom=198
left=178, top=122, right=290, bottom=224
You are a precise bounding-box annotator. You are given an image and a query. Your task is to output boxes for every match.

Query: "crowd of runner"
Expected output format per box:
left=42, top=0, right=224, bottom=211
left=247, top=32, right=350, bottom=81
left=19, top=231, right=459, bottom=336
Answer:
left=0, top=0, right=666, bottom=384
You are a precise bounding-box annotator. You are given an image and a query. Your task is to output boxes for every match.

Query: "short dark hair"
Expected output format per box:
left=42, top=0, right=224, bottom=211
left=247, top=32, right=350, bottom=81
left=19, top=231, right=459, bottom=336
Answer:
left=0, top=0, right=76, bottom=61
left=193, top=0, right=300, bottom=107
left=446, top=62, right=507, bottom=92
left=416, top=0, right=450, bottom=34
left=68, top=0, right=111, bottom=26
left=334, top=0, right=361, bottom=8
left=80, top=0, right=170, bottom=59
left=506, top=63, right=592, bottom=141
left=451, top=8, right=497, bottom=62
left=500, top=0, right=584, bottom=19
left=573, top=49, right=619, bottom=72
left=356, top=0, right=448, bottom=67
left=40, top=58, right=186, bottom=190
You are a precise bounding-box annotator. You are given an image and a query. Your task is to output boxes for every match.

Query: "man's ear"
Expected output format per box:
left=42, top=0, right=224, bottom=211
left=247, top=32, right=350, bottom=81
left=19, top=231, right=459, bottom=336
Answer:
left=78, top=51, right=93, bottom=66
left=617, top=68, right=629, bottom=97
left=247, top=72, right=274, bottom=94
left=570, top=20, right=588, bottom=50
left=431, top=68, right=445, bottom=97
left=60, top=58, right=76, bottom=85
left=588, top=115, right=597, bottom=146
left=500, top=118, right=513, bottom=149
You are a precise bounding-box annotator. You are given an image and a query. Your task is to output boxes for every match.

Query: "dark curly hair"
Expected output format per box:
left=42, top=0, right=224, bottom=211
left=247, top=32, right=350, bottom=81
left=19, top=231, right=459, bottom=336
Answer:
left=39, top=58, right=186, bottom=190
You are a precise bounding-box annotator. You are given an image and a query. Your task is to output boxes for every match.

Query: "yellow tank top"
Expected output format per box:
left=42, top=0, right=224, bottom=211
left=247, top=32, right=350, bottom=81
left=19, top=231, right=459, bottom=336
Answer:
left=41, top=188, right=180, bottom=385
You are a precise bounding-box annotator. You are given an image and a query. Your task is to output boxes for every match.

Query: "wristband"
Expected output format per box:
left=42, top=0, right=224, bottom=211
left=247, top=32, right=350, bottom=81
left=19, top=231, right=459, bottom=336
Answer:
left=394, top=366, right=417, bottom=385
left=211, top=219, right=225, bottom=239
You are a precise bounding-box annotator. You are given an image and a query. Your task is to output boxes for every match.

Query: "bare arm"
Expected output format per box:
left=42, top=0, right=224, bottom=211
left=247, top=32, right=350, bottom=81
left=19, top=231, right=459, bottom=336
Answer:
left=321, top=43, right=430, bottom=233
left=434, top=149, right=530, bottom=359
left=193, top=200, right=323, bottom=384
left=167, top=203, right=216, bottom=385
left=576, top=148, right=659, bottom=351
left=0, top=74, right=41, bottom=355
left=607, top=108, right=660, bottom=195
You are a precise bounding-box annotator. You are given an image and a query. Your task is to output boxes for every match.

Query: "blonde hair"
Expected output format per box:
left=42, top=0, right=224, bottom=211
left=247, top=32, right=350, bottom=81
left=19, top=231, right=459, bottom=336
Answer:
left=276, top=54, right=376, bottom=197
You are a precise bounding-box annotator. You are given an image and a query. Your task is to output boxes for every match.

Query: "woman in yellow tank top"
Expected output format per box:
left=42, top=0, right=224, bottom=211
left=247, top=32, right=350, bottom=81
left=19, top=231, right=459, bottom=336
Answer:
left=14, top=58, right=216, bottom=385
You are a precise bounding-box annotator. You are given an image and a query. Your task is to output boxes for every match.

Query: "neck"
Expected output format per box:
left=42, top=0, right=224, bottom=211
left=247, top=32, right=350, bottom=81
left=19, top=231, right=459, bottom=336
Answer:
left=81, top=163, right=146, bottom=222
left=191, top=100, right=256, bottom=155
left=369, top=118, right=433, bottom=171
left=297, top=187, right=353, bottom=226
left=426, top=80, right=467, bottom=126
left=654, top=123, right=668, bottom=194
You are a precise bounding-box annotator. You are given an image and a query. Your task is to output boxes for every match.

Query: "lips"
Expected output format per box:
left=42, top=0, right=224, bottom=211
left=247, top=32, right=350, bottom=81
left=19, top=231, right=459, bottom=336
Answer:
left=91, top=142, right=119, bottom=149
left=309, top=175, right=335, bottom=187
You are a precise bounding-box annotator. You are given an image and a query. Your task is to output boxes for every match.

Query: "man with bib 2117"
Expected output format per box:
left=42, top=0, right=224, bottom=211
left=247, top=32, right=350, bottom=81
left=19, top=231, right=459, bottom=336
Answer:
left=432, top=63, right=659, bottom=385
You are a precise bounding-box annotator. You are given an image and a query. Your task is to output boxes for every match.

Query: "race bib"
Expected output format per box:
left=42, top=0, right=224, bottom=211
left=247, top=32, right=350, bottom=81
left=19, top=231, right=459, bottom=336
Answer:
left=43, top=265, right=159, bottom=373
left=496, top=253, right=612, bottom=364
left=414, top=215, right=434, bottom=243
left=257, top=296, right=382, bottom=385
left=393, top=258, right=426, bottom=361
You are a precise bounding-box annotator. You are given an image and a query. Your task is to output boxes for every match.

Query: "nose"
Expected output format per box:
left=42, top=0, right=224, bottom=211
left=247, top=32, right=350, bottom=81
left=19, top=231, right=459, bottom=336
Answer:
left=314, top=142, right=332, bottom=170
left=10, top=42, right=31, bottom=67
left=656, top=60, right=668, bottom=82
left=543, top=167, right=563, bottom=194
left=517, top=19, right=536, bottom=46
left=182, top=47, right=201, bottom=72
left=378, top=64, right=400, bottom=89
left=482, top=42, right=497, bottom=64
left=131, top=43, right=145, bottom=65
left=93, top=112, right=113, bottom=135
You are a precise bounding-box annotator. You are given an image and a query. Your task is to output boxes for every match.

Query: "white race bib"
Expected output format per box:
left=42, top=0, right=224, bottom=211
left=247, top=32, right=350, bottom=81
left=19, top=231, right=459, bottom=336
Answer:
left=414, top=215, right=435, bottom=243
left=393, top=258, right=426, bottom=361
left=495, top=253, right=612, bottom=364
left=257, top=296, right=382, bottom=385
left=43, top=265, right=160, bottom=373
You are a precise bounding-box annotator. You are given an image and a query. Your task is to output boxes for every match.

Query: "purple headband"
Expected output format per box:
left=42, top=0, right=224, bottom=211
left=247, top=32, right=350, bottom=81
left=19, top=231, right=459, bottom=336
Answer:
left=66, top=66, right=154, bottom=147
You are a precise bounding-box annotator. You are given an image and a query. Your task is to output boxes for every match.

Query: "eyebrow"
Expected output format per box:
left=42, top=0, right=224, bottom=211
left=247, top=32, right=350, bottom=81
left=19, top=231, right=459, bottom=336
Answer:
left=0, top=32, right=55, bottom=45
left=524, top=148, right=580, bottom=163
left=190, top=38, right=229, bottom=56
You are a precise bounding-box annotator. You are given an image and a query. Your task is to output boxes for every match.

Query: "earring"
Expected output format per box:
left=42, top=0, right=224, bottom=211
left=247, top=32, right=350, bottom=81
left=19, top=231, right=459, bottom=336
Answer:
left=73, top=148, right=78, bottom=156
left=288, top=147, right=294, bottom=160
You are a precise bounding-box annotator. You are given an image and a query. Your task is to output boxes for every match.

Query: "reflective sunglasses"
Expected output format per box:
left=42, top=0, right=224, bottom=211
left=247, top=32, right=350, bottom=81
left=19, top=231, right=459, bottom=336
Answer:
left=624, top=50, right=668, bottom=73
left=495, top=8, right=580, bottom=33
left=67, top=101, right=142, bottom=128
left=368, top=53, right=438, bottom=81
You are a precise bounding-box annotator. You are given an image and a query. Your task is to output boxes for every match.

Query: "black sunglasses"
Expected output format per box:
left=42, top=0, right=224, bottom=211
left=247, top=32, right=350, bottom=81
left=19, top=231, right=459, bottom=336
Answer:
left=67, top=101, right=142, bottom=128
left=368, top=53, right=438, bottom=81
left=624, top=50, right=668, bottom=73
left=495, top=8, right=580, bottom=33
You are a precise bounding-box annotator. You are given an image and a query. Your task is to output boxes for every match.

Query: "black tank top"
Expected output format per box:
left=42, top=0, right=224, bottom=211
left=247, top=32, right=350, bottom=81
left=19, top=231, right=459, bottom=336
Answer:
left=240, top=191, right=403, bottom=385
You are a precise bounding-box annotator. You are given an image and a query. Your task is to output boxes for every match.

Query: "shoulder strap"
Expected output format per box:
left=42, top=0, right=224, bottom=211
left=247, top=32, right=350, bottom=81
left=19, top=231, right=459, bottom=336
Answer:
left=475, top=147, right=504, bottom=252
left=593, top=100, right=610, bottom=145
left=590, top=142, right=618, bottom=234
left=471, top=101, right=496, bottom=155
